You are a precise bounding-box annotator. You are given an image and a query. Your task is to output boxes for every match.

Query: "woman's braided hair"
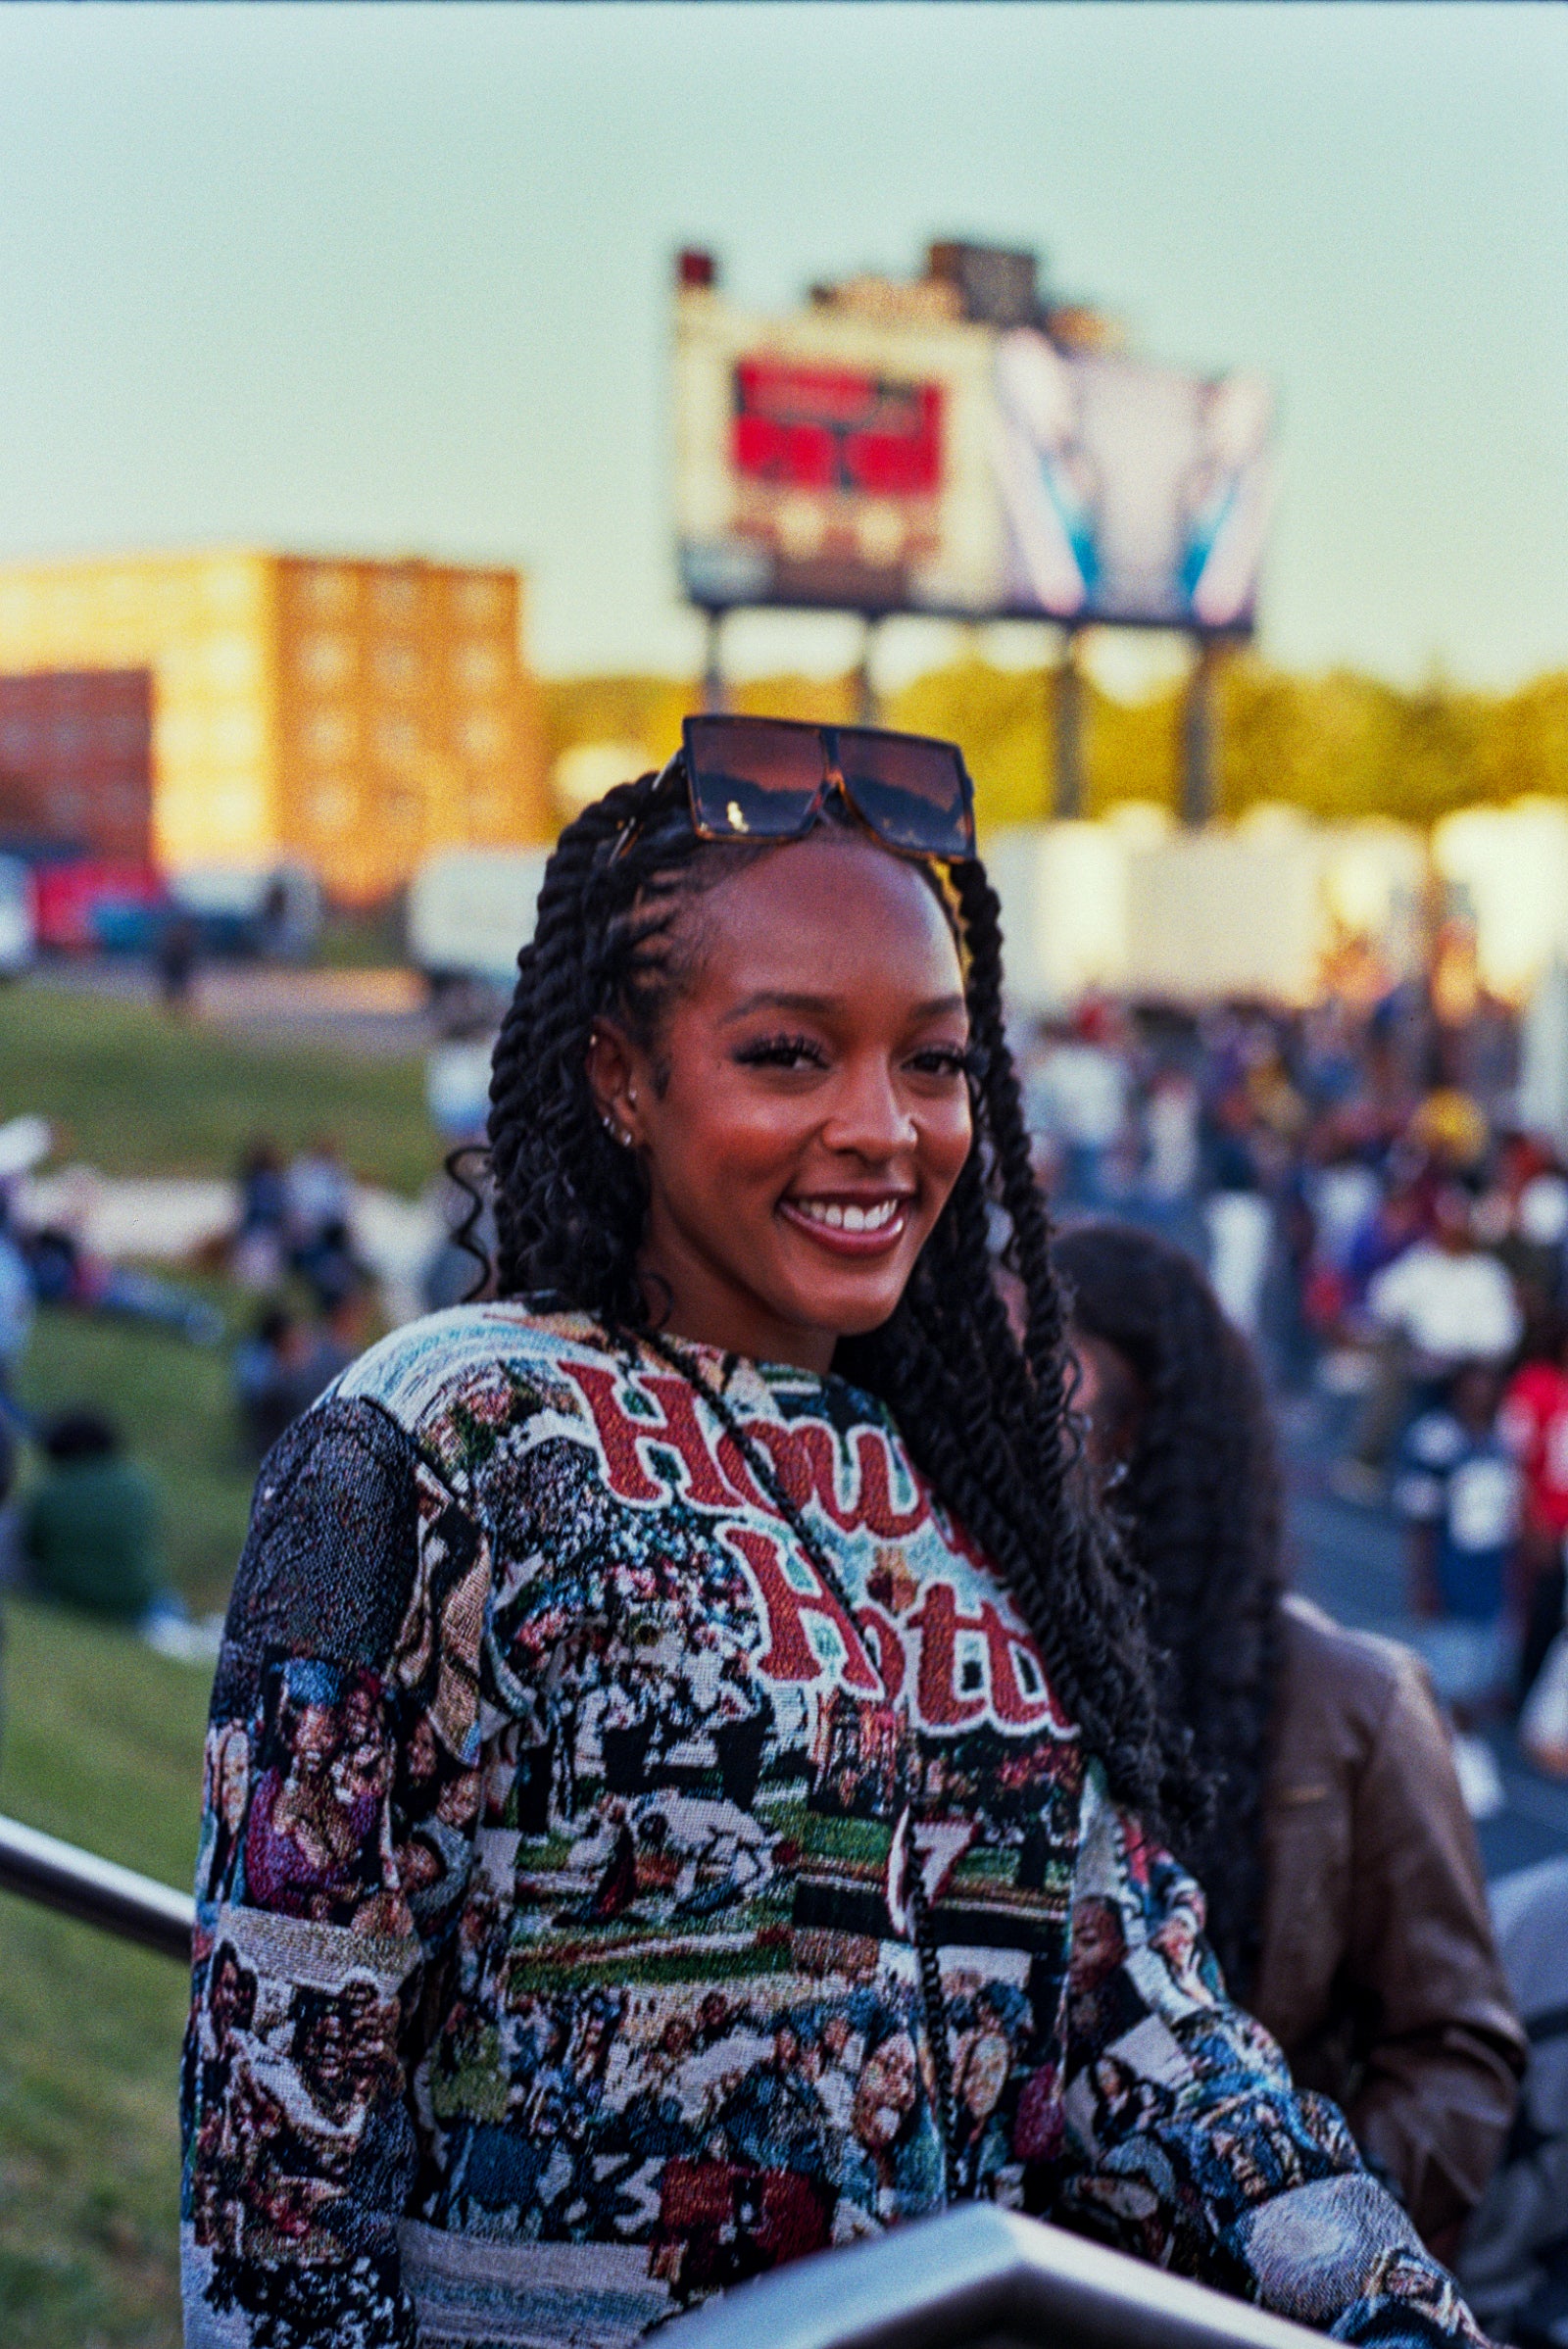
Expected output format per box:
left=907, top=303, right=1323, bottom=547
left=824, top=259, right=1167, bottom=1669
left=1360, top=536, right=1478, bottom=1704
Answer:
left=1054, top=1221, right=1285, bottom=1994
left=483, top=764, right=1194, bottom=1832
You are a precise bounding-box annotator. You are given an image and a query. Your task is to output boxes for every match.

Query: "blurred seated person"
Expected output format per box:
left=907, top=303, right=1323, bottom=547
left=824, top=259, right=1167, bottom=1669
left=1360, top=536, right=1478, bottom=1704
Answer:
left=1396, top=1364, right=1522, bottom=1742
left=1057, top=1219, right=1526, bottom=2260
left=292, top=1216, right=364, bottom=1314
left=284, top=1138, right=352, bottom=1255
left=23, top=1222, right=222, bottom=1346
left=233, top=1298, right=364, bottom=1459
left=229, top=1140, right=289, bottom=1291
left=0, top=1191, right=34, bottom=1412
left=22, top=1409, right=170, bottom=1626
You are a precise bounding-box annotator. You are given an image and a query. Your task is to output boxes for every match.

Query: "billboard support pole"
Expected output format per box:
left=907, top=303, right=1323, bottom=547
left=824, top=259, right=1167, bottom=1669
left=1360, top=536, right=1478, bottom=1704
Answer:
left=855, top=618, right=879, bottom=727
left=1053, top=628, right=1084, bottom=821
left=701, top=609, right=727, bottom=715
left=1181, top=637, right=1221, bottom=828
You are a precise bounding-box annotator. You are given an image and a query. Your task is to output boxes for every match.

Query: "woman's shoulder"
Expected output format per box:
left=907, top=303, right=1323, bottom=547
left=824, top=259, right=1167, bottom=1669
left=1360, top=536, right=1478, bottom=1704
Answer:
left=328, top=1300, right=624, bottom=1436
left=1273, top=1592, right=1441, bottom=1768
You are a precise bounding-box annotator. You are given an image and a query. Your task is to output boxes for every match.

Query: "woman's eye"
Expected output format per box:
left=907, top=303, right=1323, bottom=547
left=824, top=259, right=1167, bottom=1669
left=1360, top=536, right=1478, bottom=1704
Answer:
left=733, top=1033, right=829, bottom=1072
left=907, top=1045, right=970, bottom=1078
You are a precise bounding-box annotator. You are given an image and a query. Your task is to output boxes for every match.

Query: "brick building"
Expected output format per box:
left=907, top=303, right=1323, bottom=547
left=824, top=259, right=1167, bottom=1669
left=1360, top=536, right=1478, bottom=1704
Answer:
left=0, top=552, right=552, bottom=902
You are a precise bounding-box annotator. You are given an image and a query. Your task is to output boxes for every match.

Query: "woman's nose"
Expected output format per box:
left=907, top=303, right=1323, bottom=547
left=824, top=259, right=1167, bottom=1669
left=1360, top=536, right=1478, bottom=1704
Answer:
left=820, top=1062, right=916, bottom=1158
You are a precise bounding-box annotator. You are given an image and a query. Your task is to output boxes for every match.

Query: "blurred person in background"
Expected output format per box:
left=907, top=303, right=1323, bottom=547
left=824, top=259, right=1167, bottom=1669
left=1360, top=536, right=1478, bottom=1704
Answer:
left=1024, top=1000, right=1130, bottom=1211
left=285, top=1134, right=353, bottom=1241
left=0, top=1189, right=33, bottom=1423
left=1058, top=1219, right=1525, bottom=2258
left=229, top=1139, right=290, bottom=1292
left=1340, top=1187, right=1523, bottom=1499
left=1499, top=1315, right=1568, bottom=1708
left=20, top=1217, right=223, bottom=1346
left=157, top=906, right=200, bottom=1009
left=1200, top=1087, right=1272, bottom=1338
left=1456, top=1852, right=1568, bottom=2346
left=1395, top=1364, right=1523, bottom=1778
left=22, top=1408, right=177, bottom=1631
left=232, top=1296, right=368, bottom=1460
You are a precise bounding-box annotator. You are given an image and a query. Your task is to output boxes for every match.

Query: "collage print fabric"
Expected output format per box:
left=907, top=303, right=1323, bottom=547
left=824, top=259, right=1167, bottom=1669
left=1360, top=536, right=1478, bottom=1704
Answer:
left=181, top=1305, right=1486, bottom=2349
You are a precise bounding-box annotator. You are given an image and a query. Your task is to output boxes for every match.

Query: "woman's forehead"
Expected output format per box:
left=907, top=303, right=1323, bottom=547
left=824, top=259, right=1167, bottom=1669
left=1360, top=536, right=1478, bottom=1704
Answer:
left=686, top=832, right=963, bottom=1002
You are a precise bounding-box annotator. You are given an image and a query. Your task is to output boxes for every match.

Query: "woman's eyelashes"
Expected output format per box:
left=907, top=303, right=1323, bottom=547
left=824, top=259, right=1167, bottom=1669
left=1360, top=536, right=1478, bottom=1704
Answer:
left=731, top=1033, right=972, bottom=1080
left=907, top=1042, right=971, bottom=1079
left=732, top=1033, right=830, bottom=1072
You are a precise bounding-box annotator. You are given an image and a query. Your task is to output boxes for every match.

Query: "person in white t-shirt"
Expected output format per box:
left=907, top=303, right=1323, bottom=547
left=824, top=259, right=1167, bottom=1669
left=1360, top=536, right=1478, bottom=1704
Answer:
left=1367, top=1188, right=1523, bottom=1371
left=1340, top=1189, right=1524, bottom=1494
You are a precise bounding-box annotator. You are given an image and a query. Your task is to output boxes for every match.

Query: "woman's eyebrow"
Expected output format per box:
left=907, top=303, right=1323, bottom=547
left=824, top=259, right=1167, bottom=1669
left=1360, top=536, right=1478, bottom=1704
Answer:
left=719, top=990, right=967, bottom=1025
left=719, top=990, right=842, bottom=1024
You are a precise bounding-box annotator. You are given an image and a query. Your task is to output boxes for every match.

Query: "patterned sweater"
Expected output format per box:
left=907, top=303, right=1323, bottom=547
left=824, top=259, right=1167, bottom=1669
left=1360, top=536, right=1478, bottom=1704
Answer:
left=181, top=1306, right=1486, bottom=2349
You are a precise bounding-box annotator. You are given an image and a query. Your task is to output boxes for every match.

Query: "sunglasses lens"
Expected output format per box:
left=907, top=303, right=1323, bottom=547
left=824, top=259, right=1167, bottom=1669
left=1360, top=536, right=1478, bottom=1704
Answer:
left=835, top=729, right=975, bottom=858
left=683, top=717, right=825, bottom=839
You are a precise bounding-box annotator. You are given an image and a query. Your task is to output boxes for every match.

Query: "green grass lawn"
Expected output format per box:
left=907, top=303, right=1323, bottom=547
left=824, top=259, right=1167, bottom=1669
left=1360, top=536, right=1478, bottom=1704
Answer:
left=0, top=1600, right=209, bottom=2349
left=2, top=977, right=439, bottom=1193
left=1, top=1294, right=267, bottom=2342
left=0, top=979, right=447, bottom=2345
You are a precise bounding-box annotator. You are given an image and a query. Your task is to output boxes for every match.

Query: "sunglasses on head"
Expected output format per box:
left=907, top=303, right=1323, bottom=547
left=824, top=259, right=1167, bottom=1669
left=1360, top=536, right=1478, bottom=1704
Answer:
left=622, top=714, right=977, bottom=864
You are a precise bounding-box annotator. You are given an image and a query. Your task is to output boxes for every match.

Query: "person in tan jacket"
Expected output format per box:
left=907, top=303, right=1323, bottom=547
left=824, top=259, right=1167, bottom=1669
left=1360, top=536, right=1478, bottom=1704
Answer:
left=1056, top=1219, right=1527, bottom=2262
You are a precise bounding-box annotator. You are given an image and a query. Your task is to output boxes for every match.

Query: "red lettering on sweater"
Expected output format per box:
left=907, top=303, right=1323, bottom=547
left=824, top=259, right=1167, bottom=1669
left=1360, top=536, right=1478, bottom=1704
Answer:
left=906, top=1585, right=1055, bottom=1731
left=562, top=1365, right=744, bottom=1510
left=723, top=1526, right=882, bottom=1694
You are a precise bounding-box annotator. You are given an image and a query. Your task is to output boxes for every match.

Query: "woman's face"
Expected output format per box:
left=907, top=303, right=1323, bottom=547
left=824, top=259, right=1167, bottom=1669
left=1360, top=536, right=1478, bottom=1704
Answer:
left=589, top=830, right=972, bottom=1373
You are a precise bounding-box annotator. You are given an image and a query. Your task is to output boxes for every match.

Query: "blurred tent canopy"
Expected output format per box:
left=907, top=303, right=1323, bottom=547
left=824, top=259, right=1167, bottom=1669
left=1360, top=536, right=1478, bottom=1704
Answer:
left=543, top=661, right=1568, bottom=837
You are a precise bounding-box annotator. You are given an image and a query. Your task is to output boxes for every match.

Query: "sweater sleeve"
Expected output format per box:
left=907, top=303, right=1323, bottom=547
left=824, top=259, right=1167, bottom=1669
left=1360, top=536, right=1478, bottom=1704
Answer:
left=1344, top=1655, right=1526, bottom=2249
left=1052, top=1767, right=1491, bottom=2347
left=180, top=1396, right=489, bottom=2349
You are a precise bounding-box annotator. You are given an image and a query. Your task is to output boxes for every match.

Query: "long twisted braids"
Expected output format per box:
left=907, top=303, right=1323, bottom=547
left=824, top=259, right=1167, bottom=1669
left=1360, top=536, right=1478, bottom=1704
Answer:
left=484, top=765, right=1193, bottom=1832
left=1054, top=1222, right=1285, bottom=1994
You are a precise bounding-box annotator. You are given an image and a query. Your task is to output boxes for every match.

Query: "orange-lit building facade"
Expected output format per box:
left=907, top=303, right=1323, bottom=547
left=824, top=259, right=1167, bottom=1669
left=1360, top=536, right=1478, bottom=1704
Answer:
left=0, top=552, right=551, bottom=902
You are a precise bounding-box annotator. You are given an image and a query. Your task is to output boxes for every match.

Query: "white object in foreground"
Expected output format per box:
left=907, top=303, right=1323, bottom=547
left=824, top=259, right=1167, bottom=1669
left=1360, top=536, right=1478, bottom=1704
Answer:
left=666, top=2202, right=1340, bottom=2349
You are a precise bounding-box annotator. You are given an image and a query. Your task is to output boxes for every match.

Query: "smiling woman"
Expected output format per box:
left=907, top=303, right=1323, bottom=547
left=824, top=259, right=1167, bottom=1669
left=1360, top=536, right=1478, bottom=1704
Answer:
left=182, top=721, right=1491, bottom=2349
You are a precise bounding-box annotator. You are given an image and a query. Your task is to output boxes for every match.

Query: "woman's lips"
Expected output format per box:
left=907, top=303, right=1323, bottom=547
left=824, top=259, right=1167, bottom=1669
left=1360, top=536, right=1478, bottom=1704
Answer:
left=777, top=1194, right=912, bottom=1256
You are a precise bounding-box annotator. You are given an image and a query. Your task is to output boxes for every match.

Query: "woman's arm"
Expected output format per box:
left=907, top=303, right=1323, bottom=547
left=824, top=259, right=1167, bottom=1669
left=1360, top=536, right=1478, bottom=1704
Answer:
left=181, top=1396, right=488, bottom=2349
left=1343, top=1656, right=1526, bottom=2258
left=1054, top=1767, right=1491, bottom=2346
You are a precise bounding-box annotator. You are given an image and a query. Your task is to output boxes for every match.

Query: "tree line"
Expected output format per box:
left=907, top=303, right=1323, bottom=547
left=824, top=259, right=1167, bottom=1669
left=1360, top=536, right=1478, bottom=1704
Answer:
left=542, top=659, right=1568, bottom=837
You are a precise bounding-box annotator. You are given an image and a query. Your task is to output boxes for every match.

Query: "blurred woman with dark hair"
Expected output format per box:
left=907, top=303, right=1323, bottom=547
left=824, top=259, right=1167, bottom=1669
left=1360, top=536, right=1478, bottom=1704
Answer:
left=1056, top=1219, right=1527, bottom=2261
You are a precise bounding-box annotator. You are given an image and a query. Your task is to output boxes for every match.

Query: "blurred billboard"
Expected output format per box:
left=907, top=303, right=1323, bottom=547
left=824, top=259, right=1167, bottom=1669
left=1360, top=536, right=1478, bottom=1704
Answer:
left=674, top=269, right=1273, bottom=631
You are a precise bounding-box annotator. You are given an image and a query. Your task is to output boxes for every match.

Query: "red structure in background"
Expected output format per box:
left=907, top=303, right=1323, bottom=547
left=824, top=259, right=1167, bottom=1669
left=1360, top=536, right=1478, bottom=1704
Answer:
left=732, top=358, right=944, bottom=500
left=0, top=668, right=155, bottom=862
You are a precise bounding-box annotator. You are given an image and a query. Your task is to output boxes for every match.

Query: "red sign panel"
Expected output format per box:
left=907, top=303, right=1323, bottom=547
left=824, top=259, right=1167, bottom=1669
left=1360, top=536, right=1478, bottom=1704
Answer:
left=732, top=359, right=943, bottom=501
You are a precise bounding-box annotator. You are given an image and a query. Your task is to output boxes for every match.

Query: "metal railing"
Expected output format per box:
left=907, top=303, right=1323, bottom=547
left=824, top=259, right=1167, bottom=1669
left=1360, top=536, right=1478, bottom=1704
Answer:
left=0, top=1814, right=1410, bottom=2349
left=0, top=1811, right=194, bottom=1962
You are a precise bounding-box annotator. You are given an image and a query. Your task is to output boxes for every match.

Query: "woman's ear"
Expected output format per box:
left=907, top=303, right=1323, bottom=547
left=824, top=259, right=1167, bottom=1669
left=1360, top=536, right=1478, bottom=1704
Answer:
left=586, top=1022, right=644, bottom=1151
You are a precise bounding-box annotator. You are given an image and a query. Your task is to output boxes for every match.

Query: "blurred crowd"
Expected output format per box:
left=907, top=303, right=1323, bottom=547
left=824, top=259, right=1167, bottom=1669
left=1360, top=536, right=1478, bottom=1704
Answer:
left=0, top=1127, right=377, bottom=1647
left=1018, top=962, right=1568, bottom=1794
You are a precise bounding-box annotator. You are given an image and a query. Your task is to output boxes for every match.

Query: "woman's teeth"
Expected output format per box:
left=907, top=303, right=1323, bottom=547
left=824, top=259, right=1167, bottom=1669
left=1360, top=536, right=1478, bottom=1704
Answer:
left=791, top=1198, right=903, bottom=1233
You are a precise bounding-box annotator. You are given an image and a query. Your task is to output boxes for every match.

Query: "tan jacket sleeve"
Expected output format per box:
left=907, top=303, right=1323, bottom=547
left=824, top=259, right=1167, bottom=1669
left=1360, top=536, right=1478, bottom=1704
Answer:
left=1344, top=1651, right=1526, bottom=2250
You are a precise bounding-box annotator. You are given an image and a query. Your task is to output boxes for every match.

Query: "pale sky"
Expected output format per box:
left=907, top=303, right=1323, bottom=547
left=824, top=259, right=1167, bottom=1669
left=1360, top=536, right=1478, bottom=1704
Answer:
left=0, top=3, right=1563, bottom=693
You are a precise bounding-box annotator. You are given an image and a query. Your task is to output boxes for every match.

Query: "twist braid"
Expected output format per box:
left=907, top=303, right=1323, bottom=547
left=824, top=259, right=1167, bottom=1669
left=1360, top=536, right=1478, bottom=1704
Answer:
left=1054, top=1222, right=1285, bottom=1992
left=839, top=859, right=1188, bottom=1828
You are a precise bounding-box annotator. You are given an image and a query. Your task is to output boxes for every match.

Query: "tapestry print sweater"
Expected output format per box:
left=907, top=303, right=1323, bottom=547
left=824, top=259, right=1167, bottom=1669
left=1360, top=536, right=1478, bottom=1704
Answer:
left=181, top=1306, right=1485, bottom=2349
